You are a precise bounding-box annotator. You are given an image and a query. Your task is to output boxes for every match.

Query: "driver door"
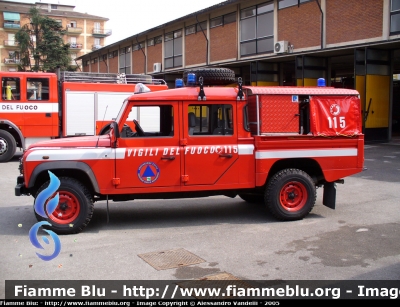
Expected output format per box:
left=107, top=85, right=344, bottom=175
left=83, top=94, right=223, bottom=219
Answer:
left=115, top=102, right=181, bottom=190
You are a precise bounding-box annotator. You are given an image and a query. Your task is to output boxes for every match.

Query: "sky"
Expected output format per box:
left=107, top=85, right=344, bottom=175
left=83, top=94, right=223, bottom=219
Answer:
left=9, top=0, right=227, bottom=45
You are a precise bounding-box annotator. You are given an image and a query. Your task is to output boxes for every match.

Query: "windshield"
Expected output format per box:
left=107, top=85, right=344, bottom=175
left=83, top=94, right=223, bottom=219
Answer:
left=115, top=98, right=129, bottom=123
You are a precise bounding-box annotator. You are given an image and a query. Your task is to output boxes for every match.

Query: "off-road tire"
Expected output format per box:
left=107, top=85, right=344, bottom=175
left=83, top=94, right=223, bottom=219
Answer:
left=0, top=130, right=16, bottom=162
left=265, top=169, right=316, bottom=221
left=183, top=68, right=236, bottom=86
left=34, top=177, right=94, bottom=235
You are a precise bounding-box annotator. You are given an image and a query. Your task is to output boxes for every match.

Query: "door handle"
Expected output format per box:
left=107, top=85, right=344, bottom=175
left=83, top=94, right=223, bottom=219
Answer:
left=219, top=153, right=232, bottom=158
left=161, top=155, right=175, bottom=160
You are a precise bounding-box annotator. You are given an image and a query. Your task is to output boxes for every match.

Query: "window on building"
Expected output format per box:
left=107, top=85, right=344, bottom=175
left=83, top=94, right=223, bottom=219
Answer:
left=148, top=38, right=154, bottom=46
left=5, top=51, right=20, bottom=64
left=26, top=78, right=49, bottom=100
left=55, top=19, right=62, bottom=25
left=7, top=33, right=15, bottom=46
left=133, top=42, right=143, bottom=51
left=94, top=22, right=100, bottom=34
left=113, top=50, right=118, bottom=57
left=3, top=12, right=21, bottom=29
left=224, top=12, right=236, bottom=24
left=94, top=38, right=101, bottom=49
left=391, top=0, right=400, bottom=34
left=240, top=1, right=274, bottom=57
left=119, top=47, right=131, bottom=74
left=278, top=0, right=310, bottom=9
left=185, top=25, right=195, bottom=35
left=68, top=20, right=77, bottom=28
left=154, top=36, right=162, bottom=45
left=102, top=54, right=107, bottom=62
left=51, top=5, right=58, bottom=9
left=211, top=12, right=236, bottom=28
left=186, top=22, right=207, bottom=35
left=164, top=30, right=182, bottom=69
left=188, top=104, right=234, bottom=136
left=69, top=37, right=77, bottom=48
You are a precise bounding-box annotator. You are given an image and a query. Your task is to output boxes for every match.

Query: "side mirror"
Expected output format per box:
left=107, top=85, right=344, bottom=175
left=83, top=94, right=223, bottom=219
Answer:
left=109, top=121, right=120, bottom=148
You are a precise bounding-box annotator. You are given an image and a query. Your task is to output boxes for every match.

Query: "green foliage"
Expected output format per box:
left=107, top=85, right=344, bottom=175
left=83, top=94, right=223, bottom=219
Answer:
left=14, top=7, right=76, bottom=72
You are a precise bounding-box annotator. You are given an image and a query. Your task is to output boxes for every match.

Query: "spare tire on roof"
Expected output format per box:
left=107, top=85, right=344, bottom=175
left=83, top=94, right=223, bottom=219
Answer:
left=183, top=68, right=236, bottom=86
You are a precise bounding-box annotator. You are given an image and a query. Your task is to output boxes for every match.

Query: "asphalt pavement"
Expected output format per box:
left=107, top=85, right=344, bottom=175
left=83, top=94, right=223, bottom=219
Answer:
left=0, top=139, right=399, bottom=299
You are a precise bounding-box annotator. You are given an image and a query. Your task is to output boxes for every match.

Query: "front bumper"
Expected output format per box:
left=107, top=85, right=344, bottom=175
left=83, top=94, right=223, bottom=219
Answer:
left=15, top=175, right=29, bottom=196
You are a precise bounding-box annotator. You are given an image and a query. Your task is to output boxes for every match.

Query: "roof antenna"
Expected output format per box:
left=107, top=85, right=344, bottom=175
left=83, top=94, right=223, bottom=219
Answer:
left=96, top=105, right=108, bottom=148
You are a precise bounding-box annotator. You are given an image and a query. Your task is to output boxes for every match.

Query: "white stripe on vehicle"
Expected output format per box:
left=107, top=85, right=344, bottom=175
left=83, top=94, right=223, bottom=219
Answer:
left=26, top=148, right=119, bottom=161
left=238, top=144, right=254, bottom=155
left=255, top=148, right=358, bottom=159
left=0, top=102, right=58, bottom=113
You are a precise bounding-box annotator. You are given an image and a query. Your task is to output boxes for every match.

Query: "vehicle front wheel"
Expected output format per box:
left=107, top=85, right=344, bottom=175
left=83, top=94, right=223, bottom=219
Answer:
left=265, top=169, right=316, bottom=221
left=34, top=177, right=94, bottom=234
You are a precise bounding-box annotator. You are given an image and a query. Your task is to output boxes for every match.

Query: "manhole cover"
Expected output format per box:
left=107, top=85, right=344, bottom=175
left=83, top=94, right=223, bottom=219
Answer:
left=138, top=248, right=205, bottom=270
left=178, top=272, right=252, bottom=299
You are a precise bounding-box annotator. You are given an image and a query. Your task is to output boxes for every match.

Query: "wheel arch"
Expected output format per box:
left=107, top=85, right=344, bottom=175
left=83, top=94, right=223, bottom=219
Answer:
left=0, top=120, right=24, bottom=149
left=267, top=158, right=324, bottom=186
left=28, top=161, right=100, bottom=196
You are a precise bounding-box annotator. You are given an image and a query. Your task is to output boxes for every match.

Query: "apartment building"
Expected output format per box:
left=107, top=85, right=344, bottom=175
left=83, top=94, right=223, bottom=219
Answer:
left=0, top=0, right=110, bottom=71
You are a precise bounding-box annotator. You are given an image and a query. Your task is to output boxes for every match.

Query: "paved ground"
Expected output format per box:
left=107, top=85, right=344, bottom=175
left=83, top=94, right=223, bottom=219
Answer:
left=1, top=140, right=400, bottom=299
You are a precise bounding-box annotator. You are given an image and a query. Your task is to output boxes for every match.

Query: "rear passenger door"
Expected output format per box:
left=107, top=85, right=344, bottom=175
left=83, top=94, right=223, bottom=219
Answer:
left=182, top=101, right=239, bottom=186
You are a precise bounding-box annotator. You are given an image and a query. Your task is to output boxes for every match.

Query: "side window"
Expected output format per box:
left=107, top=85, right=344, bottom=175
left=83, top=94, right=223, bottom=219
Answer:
left=2, top=77, right=20, bottom=101
left=27, top=78, right=49, bottom=100
left=188, top=104, right=233, bottom=136
left=122, top=105, right=174, bottom=137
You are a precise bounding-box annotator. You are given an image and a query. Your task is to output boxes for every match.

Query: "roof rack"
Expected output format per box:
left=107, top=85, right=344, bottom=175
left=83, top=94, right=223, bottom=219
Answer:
left=59, top=71, right=166, bottom=85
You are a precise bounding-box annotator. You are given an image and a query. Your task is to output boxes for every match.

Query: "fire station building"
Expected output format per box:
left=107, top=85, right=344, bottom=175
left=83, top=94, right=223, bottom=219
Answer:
left=82, top=0, right=400, bottom=142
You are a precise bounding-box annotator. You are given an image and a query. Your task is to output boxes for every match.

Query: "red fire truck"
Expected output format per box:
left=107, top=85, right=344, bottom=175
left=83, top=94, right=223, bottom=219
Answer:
left=0, top=71, right=168, bottom=162
left=15, top=68, right=364, bottom=234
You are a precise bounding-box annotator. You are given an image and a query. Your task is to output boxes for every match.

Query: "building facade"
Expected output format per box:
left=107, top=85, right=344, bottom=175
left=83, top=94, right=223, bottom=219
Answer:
left=0, top=0, right=111, bottom=71
left=53, top=0, right=400, bottom=141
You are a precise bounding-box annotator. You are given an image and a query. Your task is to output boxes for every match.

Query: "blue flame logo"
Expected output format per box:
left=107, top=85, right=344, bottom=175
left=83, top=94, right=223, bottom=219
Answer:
left=29, top=171, right=62, bottom=261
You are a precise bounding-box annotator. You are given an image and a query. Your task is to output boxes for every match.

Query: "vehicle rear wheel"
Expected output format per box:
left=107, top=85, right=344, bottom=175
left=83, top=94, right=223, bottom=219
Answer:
left=265, top=169, right=316, bottom=221
left=0, top=130, right=16, bottom=162
left=34, top=177, right=94, bottom=234
left=238, top=193, right=264, bottom=204
left=183, top=68, right=236, bottom=86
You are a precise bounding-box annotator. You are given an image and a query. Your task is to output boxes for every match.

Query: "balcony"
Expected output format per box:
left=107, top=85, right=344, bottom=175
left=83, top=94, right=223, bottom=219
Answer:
left=4, top=40, right=19, bottom=48
left=69, top=43, right=82, bottom=50
left=67, top=26, right=83, bottom=34
left=3, top=22, right=20, bottom=31
left=92, top=29, right=112, bottom=37
left=4, top=58, right=21, bottom=64
left=92, top=44, right=103, bottom=51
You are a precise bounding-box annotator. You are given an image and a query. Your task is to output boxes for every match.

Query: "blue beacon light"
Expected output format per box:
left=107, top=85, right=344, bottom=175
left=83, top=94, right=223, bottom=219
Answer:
left=187, top=73, right=196, bottom=86
left=175, top=78, right=184, bottom=88
left=317, top=78, right=326, bottom=87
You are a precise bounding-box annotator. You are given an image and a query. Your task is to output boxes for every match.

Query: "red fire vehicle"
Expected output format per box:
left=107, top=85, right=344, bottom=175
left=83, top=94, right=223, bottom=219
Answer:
left=0, top=71, right=168, bottom=162
left=15, top=68, right=364, bottom=234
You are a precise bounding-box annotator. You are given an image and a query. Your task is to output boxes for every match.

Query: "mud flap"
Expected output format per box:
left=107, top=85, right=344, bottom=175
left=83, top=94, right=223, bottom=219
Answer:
left=323, top=182, right=336, bottom=209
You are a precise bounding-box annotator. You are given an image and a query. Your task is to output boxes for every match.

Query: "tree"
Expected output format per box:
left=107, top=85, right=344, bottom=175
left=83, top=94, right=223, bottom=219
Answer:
left=15, top=7, right=74, bottom=72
